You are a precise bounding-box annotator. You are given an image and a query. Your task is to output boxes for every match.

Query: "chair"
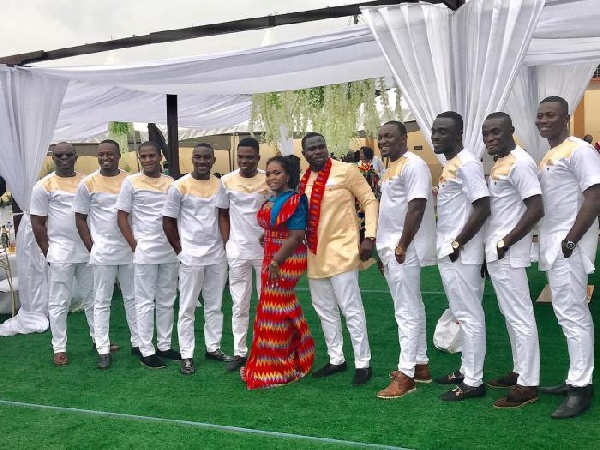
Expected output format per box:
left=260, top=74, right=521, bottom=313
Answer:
left=0, top=248, right=18, bottom=316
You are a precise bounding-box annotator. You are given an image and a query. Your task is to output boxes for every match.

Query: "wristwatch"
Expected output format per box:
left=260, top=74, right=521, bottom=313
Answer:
left=451, top=240, right=461, bottom=251
left=269, top=260, right=280, bottom=268
left=365, top=236, right=376, bottom=242
left=564, top=240, right=576, bottom=251
left=395, top=245, right=406, bottom=256
left=497, top=239, right=506, bottom=250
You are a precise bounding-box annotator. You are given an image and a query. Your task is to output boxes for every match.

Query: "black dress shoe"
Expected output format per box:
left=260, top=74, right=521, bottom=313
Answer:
left=312, top=362, right=348, bottom=378
left=140, top=354, right=167, bottom=369
left=205, top=349, right=234, bottom=362
left=156, top=348, right=182, bottom=361
left=97, top=354, right=111, bottom=370
left=180, top=358, right=196, bottom=375
left=439, top=382, right=486, bottom=401
left=435, top=370, right=465, bottom=385
left=131, top=347, right=142, bottom=357
left=540, top=383, right=570, bottom=396
left=352, top=367, right=372, bottom=386
left=551, top=385, right=594, bottom=419
left=226, top=355, right=247, bottom=372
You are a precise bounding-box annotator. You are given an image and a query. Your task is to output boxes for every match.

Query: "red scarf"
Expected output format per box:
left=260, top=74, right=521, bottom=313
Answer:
left=299, top=158, right=332, bottom=255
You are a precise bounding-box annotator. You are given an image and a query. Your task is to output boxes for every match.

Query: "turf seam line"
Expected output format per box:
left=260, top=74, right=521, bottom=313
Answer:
left=0, top=399, right=409, bottom=450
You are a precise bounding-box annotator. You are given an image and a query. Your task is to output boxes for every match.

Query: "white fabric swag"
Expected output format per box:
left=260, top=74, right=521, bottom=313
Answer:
left=362, top=0, right=546, bottom=162
left=0, top=67, right=66, bottom=336
left=506, top=62, right=600, bottom=163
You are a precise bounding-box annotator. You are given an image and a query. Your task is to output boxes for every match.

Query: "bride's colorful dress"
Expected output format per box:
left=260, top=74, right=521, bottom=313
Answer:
left=243, top=191, right=314, bottom=390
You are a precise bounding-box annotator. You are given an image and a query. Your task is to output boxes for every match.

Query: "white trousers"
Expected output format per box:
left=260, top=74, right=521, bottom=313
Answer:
left=438, top=257, right=486, bottom=387
left=308, top=269, right=371, bottom=369
left=93, top=264, right=139, bottom=355
left=384, top=259, right=428, bottom=378
left=134, top=262, right=178, bottom=357
left=228, top=257, right=262, bottom=357
left=48, top=262, right=94, bottom=353
left=178, top=261, right=228, bottom=359
left=488, top=258, right=540, bottom=386
left=547, top=251, right=593, bottom=387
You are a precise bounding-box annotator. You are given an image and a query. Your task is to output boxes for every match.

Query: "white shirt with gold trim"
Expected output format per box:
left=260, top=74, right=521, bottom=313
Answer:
left=162, top=174, right=225, bottom=267
left=116, top=173, right=177, bottom=265
left=485, top=146, right=541, bottom=268
left=437, top=150, right=489, bottom=264
left=215, top=169, right=268, bottom=261
left=376, top=151, right=436, bottom=267
left=538, top=137, right=600, bottom=273
left=30, top=172, right=89, bottom=264
left=72, top=170, right=132, bottom=266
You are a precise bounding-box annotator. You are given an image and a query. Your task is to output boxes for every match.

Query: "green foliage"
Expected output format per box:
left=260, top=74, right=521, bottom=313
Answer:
left=249, top=79, right=402, bottom=155
left=108, top=121, right=133, bottom=154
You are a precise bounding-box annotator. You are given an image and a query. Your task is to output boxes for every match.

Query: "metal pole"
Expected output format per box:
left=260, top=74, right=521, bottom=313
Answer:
left=166, top=94, right=180, bottom=179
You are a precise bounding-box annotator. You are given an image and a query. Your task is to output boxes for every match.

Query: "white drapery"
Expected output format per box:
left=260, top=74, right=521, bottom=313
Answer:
left=0, top=67, right=67, bottom=336
left=506, top=63, right=599, bottom=163
left=362, top=0, right=545, bottom=161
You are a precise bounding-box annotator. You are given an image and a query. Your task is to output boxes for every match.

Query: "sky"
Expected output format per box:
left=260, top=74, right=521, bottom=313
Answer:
left=0, top=0, right=364, bottom=66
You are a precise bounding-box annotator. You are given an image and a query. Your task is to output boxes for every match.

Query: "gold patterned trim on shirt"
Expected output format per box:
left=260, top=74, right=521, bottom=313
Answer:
left=84, top=171, right=128, bottom=194
left=490, top=153, right=516, bottom=180
left=439, top=155, right=462, bottom=183
left=382, top=155, right=409, bottom=183
left=175, top=176, right=220, bottom=198
left=221, top=171, right=267, bottom=194
left=129, top=173, right=173, bottom=192
left=539, top=138, right=578, bottom=170
left=40, top=172, right=84, bottom=193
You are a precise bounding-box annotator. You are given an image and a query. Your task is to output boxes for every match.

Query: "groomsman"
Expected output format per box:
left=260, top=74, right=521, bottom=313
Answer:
left=375, top=121, right=437, bottom=399
left=117, top=141, right=180, bottom=369
left=535, top=96, right=600, bottom=419
left=30, top=143, right=95, bottom=366
left=73, top=139, right=139, bottom=369
left=481, top=113, right=543, bottom=408
left=163, top=143, right=233, bottom=375
left=432, top=112, right=490, bottom=401
left=216, top=138, right=269, bottom=372
left=300, top=132, right=378, bottom=386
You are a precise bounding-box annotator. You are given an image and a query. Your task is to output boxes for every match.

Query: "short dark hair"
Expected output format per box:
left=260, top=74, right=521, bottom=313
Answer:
left=194, top=142, right=214, bottom=152
left=383, top=120, right=408, bottom=136
left=436, top=111, right=463, bottom=132
left=301, top=132, right=325, bottom=150
left=52, top=142, right=75, bottom=155
left=238, top=137, right=259, bottom=154
left=540, top=96, right=569, bottom=115
left=485, top=112, right=513, bottom=128
left=138, top=141, right=161, bottom=155
left=360, top=146, right=374, bottom=160
left=266, top=155, right=301, bottom=189
left=99, top=139, right=120, bottom=152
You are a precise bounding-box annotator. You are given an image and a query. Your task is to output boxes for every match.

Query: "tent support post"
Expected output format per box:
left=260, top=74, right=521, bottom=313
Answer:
left=166, top=94, right=180, bottom=179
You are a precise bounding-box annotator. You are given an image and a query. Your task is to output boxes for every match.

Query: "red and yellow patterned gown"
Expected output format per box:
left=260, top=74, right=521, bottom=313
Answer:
left=243, top=191, right=314, bottom=390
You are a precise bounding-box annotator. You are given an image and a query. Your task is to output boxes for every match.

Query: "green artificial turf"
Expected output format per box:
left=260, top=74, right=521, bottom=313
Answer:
left=0, top=252, right=599, bottom=450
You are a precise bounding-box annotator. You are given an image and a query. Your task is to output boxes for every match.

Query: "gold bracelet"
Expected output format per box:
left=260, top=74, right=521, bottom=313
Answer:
left=269, top=260, right=279, bottom=268
left=395, top=246, right=406, bottom=256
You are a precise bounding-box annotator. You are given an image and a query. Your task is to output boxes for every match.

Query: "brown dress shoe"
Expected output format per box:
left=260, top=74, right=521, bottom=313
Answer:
left=377, top=371, right=416, bottom=399
left=494, top=384, right=538, bottom=408
left=487, top=371, right=519, bottom=388
left=414, top=363, right=432, bottom=384
left=53, top=352, right=68, bottom=366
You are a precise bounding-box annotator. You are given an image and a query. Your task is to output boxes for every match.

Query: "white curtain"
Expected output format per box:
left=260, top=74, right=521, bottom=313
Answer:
left=361, top=3, right=453, bottom=163
left=0, top=67, right=67, bottom=336
left=505, top=62, right=599, bottom=162
left=362, top=0, right=545, bottom=161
